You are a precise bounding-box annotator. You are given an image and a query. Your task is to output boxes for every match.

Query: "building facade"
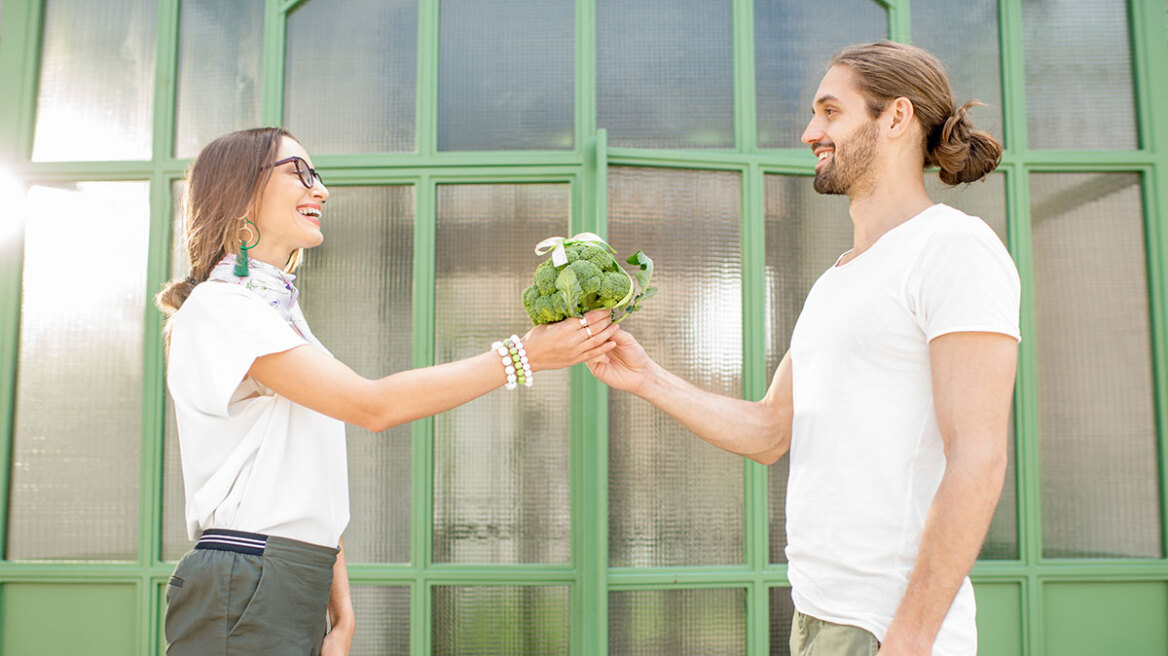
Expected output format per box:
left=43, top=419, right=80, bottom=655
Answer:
left=1, top=0, right=1167, bottom=654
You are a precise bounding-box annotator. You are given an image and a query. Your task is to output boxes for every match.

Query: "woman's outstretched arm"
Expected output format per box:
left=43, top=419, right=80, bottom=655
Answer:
left=248, top=309, right=619, bottom=432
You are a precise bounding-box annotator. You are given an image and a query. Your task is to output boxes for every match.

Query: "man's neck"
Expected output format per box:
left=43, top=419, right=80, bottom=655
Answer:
left=845, top=172, right=934, bottom=260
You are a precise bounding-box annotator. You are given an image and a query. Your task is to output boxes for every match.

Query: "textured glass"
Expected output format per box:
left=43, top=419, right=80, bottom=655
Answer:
left=768, top=587, right=797, bottom=656
left=433, top=586, right=569, bottom=655
left=608, top=167, right=743, bottom=567
left=609, top=588, right=745, bottom=655
left=1030, top=173, right=1160, bottom=558
left=1022, top=0, right=1137, bottom=149
left=31, top=0, right=156, bottom=161
left=762, top=175, right=852, bottom=563
left=438, top=0, right=573, bottom=151
left=162, top=181, right=191, bottom=561
left=285, top=0, right=417, bottom=154
left=912, top=0, right=1003, bottom=143
left=434, top=184, right=571, bottom=564
left=300, top=186, right=415, bottom=563
left=8, top=182, right=150, bottom=560
left=755, top=0, right=887, bottom=149
left=924, top=173, right=1018, bottom=560
left=350, top=586, right=410, bottom=656
left=598, top=0, right=733, bottom=148
left=173, top=0, right=263, bottom=158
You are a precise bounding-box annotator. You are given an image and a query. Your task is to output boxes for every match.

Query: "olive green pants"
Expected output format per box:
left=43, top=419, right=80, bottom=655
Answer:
left=165, top=535, right=337, bottom=656
left=790, top=611, right=881, bottom=656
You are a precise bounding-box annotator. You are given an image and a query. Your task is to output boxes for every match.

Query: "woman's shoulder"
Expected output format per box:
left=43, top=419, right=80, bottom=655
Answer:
left=174, top=281, right=270, bottom=325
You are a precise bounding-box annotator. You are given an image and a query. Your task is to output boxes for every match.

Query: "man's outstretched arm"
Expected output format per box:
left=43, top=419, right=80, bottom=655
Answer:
left=878, top=331, right=1017, bottom=655
left=588, top=328, right=792, bottom=464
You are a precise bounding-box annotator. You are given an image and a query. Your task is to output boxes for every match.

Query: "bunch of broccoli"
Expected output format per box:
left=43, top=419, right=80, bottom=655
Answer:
left=522, top=241, right=656, bottom=325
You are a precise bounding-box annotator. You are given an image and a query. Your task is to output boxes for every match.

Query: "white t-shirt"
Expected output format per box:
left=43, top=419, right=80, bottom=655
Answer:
left=167, top=282, right=350, bottom=548
left=785, top=204, right=1021, bottom=656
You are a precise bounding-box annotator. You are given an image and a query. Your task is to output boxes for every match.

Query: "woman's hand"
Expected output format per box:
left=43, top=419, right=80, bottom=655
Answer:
left=522, top=309, right=620, bottom=372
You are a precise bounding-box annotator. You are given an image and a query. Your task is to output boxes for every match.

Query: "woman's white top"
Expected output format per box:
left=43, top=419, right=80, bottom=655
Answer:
left=167, top=261, right=349, bottom=548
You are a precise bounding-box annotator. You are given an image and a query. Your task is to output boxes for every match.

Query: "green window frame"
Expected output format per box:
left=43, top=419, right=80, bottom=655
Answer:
left=1, top=0, right=1167, bottom=654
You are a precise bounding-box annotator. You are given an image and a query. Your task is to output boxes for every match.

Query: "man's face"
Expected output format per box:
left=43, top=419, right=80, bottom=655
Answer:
left=801, top=65, right=881, bottom=197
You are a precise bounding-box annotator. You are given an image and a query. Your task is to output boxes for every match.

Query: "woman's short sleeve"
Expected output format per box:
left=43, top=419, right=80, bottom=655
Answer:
left=167, top=283, right=307, bottom=416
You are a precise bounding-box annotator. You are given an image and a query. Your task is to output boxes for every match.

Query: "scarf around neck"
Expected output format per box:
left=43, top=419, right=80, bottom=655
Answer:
left=207, top=254, right=324, bottom=350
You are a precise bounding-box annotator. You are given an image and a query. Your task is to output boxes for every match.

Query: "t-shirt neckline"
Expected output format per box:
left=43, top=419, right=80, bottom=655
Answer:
left=831, top=203, right=944, bottom=270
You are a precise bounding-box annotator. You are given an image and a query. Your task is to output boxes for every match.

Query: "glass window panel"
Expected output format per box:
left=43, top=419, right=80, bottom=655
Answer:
left=912, top=0, right=1003, bottom=144
left=438, top=0, right=573, bottom=151
left=8, top=182, right=150, bottom=560
left=434, top=184, right=571, bottom=564
left=768, top=587, right=796, bottom=656
left=762, top=174, right=851, bottom=564
left=923, top=173, right=1018, bottom=560
left=31, top=0, right=156, bottom=161
left=285, top=0, right=417, bottom=154
left=299, top=186, right=414, bottom=563
left=433, top=586, right=569, bottom=655
left=754, top=0, right=886, bottom=149
left=350, top=586, right=410, bottom=656
left=1030, top=173, right=1160, bottom=558
left=162, top=181, right=190, bottom=561
left=598, top=0, right=733, bottom=149
left=608, top=167, right=743, bottom=567
left=609, top=588, right=745, bottom=655
left=1022, top=0, right=1138, bottom=149
left=173, top=0, right=263, bottom=158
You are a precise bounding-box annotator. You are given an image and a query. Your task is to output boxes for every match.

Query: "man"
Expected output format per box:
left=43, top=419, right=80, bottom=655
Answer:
left=589, top=41, right=1020, bottom=656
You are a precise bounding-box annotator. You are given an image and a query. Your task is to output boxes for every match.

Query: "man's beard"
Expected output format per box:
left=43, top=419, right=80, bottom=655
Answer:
left=813, top=121, right=879, bottom=196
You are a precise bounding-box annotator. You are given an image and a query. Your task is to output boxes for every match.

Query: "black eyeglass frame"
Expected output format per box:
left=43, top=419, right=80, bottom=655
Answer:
left=269, top=156, right=324, bottom=189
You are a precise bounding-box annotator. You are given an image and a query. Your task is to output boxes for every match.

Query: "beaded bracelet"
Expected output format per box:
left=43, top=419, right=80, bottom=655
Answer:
left=492, top=335, right=533, bottom=390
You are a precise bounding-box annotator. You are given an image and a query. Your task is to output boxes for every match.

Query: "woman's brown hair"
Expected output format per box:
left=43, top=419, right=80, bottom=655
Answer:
left=830, top=41, right=1002, bottom=185
left=155, top=127, right=295, bottom=319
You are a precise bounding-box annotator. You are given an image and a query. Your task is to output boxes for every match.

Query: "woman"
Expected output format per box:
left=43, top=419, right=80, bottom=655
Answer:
left=155, top=127, right=617, bottom=655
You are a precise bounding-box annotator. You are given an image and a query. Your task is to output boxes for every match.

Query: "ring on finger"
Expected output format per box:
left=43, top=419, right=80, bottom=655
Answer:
left=585, top=326, right=593, bottom=337
left=579, top=317, right=588, bottom=327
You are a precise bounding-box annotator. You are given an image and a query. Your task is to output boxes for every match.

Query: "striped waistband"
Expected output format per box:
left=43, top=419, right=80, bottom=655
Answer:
left=195, top=529, right=267, bottom=556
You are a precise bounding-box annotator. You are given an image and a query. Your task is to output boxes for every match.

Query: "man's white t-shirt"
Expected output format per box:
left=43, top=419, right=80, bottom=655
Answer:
left=786, top=203, right=1021, bottom=656
left=167, top=282, right=350, bottom=548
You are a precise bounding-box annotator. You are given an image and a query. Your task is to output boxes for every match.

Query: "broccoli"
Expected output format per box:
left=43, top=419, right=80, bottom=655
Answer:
left=522, top=240, right=655, bottom=325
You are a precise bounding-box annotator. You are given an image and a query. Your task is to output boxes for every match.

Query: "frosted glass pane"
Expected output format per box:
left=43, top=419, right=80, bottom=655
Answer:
left=285, top=0, right=417, bottom=153
left=1031, top=173, right=1160, bottom=558
left=768, top=587, right=797, bottom=656
left=173, top=0, right=263, bottom=158
left=162, top=181, right=190, bottom=561
left=433, top=586, right=569, bottom=656
left=1022, top=0, right=1137, bottom=149
left=609, top=588, right=745, bottom=655
left=350, top=586, right=410, bottom=656
left=755, top=0, right=886, bottom=149
left=598, top=0, right=733, bottom=148
left=8, top=182, right=150, bottom=560
left=434, top=184, right=571, bottom=564
left=438, top=0, right=573, bottom=151
left=912, top=0, right=1003, bottom=143
left=924, top=173, right=1017, bottom=560
left=762, top=175, right=851, bottom=564
left=300, top=186, right=415, bottom=563
left=608, top=167, right=743, bottom=567
left=31, top=0, right=156, bottom=161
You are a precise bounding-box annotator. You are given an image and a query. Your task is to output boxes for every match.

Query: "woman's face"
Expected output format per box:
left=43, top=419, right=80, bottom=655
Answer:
left=252, top=136, right=329, bottom=263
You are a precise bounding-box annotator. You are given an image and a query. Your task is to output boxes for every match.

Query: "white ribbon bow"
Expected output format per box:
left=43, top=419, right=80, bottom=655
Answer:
left=534, top=232, right=612, bottom=267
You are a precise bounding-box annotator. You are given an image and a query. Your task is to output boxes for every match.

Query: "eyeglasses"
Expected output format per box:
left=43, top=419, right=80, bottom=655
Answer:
left=270, top=156, right=324, bottom=190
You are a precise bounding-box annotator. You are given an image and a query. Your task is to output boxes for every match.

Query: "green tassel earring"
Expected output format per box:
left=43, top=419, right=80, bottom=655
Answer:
left=233, top=217, right=261, bottom=277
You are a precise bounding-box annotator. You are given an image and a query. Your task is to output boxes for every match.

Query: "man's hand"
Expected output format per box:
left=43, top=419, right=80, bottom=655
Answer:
left=585, top=328, right=654, bottom=395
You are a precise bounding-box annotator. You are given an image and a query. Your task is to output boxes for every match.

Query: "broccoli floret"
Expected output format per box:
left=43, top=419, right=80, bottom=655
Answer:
left=599, top=271, right=631, bottom=307
left=534, top=260, right=558, bottom=294
left=582, top=245, right=618, bottom=272
left=567, top=260, right=603, bottom=296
